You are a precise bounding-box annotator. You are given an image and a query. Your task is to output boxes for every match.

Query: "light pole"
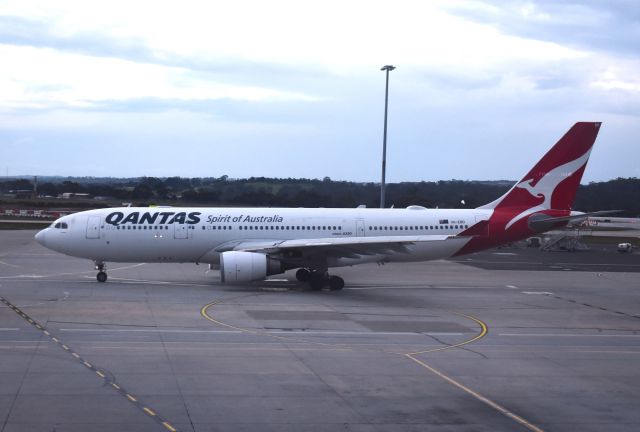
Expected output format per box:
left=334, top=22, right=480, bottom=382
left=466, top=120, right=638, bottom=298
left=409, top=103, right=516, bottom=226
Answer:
left=380, top=65, right=395, bottom=208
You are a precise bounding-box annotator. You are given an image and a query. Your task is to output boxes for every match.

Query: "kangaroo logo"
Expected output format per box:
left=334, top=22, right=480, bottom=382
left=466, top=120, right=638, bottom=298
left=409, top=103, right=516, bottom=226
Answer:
left=505, top=149, right=592, bottom=230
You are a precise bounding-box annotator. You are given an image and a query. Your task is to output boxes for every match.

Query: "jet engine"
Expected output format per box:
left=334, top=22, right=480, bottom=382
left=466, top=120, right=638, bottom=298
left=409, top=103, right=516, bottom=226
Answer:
left=220, top=251, right=285, bottom=283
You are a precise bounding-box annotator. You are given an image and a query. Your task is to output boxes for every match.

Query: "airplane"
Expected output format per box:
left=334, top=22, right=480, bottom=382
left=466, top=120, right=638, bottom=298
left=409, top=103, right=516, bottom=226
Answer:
left=35, top=122, right=606, bottom=290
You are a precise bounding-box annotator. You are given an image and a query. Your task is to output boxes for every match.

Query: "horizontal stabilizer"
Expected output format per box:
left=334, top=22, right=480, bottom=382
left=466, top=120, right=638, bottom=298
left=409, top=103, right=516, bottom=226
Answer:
left=528, top=210, right=621, bottom=232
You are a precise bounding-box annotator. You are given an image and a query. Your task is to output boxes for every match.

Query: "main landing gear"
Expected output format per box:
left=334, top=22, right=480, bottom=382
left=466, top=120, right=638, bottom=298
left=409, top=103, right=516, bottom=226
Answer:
left=295, top=268, right=344, bottom=291
left=95, top=261, right=107, bottom=283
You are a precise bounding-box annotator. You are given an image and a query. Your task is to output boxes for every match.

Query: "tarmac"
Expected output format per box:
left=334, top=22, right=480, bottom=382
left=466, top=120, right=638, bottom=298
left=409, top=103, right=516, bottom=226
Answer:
left=0, top=229, right=639, bottom=432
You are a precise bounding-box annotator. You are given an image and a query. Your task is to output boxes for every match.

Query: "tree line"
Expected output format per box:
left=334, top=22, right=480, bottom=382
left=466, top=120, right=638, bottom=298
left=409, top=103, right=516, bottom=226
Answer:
left=1, top=176, right=638, bottom=217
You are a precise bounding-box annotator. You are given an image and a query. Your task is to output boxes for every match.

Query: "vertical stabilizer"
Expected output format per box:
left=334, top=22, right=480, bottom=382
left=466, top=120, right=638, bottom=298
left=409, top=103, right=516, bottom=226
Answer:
left=479, top=122, right=601, bottom=230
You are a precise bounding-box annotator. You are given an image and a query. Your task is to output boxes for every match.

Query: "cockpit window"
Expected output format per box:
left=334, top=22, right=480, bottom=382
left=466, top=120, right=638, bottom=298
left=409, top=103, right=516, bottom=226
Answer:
left=54, top=222, right=61, bottom=228
left=53, top=222, right=68, bottom=229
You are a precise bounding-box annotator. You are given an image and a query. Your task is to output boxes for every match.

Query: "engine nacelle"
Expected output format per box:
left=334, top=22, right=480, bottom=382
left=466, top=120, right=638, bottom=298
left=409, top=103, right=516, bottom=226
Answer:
left=220, top=251, right=284, bottom=283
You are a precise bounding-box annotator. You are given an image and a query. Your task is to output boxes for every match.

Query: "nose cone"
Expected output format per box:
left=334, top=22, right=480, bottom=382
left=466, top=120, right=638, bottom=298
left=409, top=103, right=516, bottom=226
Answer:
left=35, top=229, right=47, bottom=247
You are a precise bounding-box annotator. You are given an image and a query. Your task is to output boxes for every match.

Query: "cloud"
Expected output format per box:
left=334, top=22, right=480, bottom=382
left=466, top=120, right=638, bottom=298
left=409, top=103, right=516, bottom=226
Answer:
left=0, top=1, right=638, bottom=181
left=0, top=42, right=321, bottom=113
left=445, top=1, right=640, bottom=57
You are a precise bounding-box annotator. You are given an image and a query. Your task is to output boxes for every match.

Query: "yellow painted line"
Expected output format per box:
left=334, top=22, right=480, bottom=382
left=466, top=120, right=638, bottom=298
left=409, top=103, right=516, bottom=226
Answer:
left=406, top=311, right=488, bottom=355
left=143, top=407, right=156, bottom=416
left=72, top=352, right=80, bottom=358
left=43, top=330, right=50, bottom=336
left=406, top=354, right=544, bottom=432
left=111, top=383, right=120, bottom=390
left=162, top=422, right=177, bottom=432
left=126, top=394, right=137, bottom=402
left=35, top=324, right=42, bottom=329
left=83, top=361, right=92, bottom=368
left=52, top=337, right=59, bottom=342
left=62, top=345, right=70, bottom=350
left=203, top=298, right=528, bottom=432
left=96, top=371, right=105, bottom=378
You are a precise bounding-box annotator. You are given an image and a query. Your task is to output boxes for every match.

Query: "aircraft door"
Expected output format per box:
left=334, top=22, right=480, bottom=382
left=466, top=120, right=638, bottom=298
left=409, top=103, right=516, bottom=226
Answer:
left=174, top=223, right=188, bottom=239
left=356, top=219, right=365, bottom=237
left=475, top=215, right=489, bottom=236
left=86, top=216, right=101, bottom=239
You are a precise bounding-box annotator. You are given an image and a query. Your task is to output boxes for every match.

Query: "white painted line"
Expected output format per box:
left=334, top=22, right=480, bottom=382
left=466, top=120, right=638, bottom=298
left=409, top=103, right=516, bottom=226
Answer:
left=0, top=346, right=40, bottom=349
left=347, top=286, right=502, bottom=290
left=499, top=333, right=640, bottom=337
left=506, top=285, right=518, bottom=289
left=58, top=328, right=467, bottom=336
left=271, top=331, right=465, bottom=336
left=0, top=328, right=19, bottom=331
left=60, top=328, right=243, bottom=334
left=521, top=291, right=553, bottom=295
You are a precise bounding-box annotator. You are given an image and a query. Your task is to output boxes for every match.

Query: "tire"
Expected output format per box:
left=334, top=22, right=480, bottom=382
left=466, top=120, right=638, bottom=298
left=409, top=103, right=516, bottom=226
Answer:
left=308, top=274, right=325, bottom=290
left=296, top=268, right=311, bottom=282
left=97, top=272, right=107, bottom=283
left=328, top=276, right=344, bottom=291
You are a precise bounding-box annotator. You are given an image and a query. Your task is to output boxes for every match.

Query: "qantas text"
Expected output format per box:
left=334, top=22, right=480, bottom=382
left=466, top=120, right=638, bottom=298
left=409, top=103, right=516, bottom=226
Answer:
left=106, top=211, right=201, bottom=226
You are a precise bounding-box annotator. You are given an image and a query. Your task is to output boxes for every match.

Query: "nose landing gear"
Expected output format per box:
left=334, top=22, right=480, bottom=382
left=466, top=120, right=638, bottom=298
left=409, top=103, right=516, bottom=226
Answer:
left=95, top=261, right=107, bottom=283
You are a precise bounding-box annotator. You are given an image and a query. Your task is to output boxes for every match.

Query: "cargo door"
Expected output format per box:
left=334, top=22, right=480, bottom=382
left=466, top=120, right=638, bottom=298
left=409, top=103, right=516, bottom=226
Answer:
left=474, top=214, right=489, bottom=236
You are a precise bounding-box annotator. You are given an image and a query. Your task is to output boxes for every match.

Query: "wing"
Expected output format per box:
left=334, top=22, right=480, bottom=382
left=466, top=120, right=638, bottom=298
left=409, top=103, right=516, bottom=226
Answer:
left=211, top=234, right=454, bottom=259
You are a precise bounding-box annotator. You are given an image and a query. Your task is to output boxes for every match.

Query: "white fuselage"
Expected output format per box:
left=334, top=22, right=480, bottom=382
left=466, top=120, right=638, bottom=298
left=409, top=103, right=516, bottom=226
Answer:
left=36, top=207, right=493, bottom=267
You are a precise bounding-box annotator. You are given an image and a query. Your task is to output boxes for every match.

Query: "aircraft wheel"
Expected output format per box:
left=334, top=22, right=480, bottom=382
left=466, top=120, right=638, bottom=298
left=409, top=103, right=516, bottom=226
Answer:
left=328, top=276, right=344, bottom=291
left=296, top=268, right=311, bottom=282
left=97, top=271, right=107, bottom=283
left=308, top=273, right=325, bottom=290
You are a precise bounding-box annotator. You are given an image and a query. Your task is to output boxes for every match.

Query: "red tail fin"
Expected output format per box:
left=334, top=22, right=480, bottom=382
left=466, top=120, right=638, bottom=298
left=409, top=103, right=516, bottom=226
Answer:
left=456, top=122, right=601, bottom=256
left=480, top=122, right=601, bottom=230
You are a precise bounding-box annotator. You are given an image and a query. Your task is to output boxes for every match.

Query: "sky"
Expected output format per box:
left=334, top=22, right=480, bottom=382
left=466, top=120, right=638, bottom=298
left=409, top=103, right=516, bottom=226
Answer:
left=0, top=0, right=638, bottom=182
